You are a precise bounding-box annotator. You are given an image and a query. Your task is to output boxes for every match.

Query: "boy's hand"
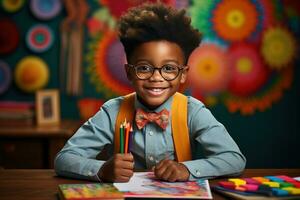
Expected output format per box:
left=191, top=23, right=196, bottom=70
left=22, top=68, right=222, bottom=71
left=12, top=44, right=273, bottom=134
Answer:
left=154, top=159, right=190, bottom=182
left=98, top=153, right=134, bottom=182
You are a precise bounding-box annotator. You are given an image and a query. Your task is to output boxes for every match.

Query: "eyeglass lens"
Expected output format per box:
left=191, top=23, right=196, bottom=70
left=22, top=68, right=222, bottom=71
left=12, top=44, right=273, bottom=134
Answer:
left=135, top=65, right=181, bottom=80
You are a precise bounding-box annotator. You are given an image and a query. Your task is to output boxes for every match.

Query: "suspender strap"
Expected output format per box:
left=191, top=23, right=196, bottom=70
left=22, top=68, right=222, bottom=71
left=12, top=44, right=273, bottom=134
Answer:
left=114, top=92, right=135, bottom=154
left=114, top=92, right=191, bottom=162
left=171, top=92, right=192, bottom=162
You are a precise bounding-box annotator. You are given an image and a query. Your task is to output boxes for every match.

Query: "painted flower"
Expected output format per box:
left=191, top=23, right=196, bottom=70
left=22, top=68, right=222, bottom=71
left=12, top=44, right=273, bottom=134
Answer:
left=225, top=66, right=293, bottom=115
left=189, top=0, right=217, bottom=39
left=261, top=26, right=297, bottom=70
left=212, top=0, right=259, bottom=41
left=227, top=43, right=269, bottom=97
left=87, top=31, right=133, bottom=98
left=187, top=43, right=231, bottom=95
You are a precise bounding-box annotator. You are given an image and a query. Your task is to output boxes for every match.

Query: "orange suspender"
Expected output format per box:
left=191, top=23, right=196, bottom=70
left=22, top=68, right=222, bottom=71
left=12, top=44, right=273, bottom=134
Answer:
left=171, top=92, right=192, bottom=162
left=114, top=92, right=191, bottom=162
left=114, top=93, right=135, bottom=155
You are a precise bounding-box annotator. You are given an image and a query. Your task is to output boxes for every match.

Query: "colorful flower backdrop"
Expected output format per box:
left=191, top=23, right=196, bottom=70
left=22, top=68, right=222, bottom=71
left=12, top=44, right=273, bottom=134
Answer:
left=85, top=0, right=298, bottom=115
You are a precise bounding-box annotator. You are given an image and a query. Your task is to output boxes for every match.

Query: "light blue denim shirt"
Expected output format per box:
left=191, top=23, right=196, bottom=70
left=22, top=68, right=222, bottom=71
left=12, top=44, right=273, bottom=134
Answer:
left=55, top=94, right=246, bottom=181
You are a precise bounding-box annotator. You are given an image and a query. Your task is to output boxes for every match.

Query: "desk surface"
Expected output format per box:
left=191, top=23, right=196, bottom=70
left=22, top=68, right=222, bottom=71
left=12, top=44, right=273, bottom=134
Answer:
left=0, top=169, right=300, bottom=200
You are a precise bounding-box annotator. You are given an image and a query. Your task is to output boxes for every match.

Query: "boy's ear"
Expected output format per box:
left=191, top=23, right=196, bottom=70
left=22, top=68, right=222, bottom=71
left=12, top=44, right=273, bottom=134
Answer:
left=125, top=64, right=133, bottom=80
left=180, top=66, right=189, bottom=84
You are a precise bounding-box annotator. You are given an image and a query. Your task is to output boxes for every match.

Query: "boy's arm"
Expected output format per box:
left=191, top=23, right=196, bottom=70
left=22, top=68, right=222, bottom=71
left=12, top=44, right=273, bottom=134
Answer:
left=182, top=97, right=246, bottom=180
left=54, top=101, right=117, bottom=181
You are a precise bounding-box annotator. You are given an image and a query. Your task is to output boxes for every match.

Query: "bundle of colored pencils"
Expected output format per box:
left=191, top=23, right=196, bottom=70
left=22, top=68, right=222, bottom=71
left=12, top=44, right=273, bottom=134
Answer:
left=119, top=119, right=133, bottom=154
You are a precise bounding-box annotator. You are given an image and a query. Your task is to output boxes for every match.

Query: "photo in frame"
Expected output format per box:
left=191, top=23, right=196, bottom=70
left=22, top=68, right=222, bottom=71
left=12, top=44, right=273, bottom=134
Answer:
left=36, top=89, right=60, bottom=125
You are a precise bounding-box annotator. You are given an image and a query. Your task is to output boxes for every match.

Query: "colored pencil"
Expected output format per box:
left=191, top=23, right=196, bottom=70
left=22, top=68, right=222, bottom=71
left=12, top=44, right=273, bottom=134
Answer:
left=128, top=126, right=133, bottom=153
left=120, top=124, right=124, bottom=153
left=124, top=122, right=130, bottom=153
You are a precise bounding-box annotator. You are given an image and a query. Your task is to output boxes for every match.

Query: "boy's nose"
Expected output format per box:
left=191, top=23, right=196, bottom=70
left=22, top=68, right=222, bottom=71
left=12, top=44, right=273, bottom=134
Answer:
left=149, top=68, right=164, bottom=81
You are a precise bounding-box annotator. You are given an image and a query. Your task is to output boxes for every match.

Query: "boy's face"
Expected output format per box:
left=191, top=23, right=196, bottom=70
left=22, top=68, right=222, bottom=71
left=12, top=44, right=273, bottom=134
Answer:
left=126, top=40, right=188, bottom=109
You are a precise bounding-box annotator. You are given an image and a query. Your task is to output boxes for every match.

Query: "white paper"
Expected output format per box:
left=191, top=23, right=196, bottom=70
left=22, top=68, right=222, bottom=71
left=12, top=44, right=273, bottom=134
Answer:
left=113, top=172, right=212, bottom=199
left=114, top=172, right=154, bottom=192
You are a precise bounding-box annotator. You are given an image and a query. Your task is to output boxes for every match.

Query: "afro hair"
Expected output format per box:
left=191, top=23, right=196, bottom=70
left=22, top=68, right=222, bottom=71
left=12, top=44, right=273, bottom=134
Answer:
left=118, top=3, right=202, bottom=63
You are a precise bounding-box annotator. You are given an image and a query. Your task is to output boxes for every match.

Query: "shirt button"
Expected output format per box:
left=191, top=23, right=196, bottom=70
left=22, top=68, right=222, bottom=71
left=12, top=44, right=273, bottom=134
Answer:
left=196, top=170, right=201, bottom=176
left=148, top=155, right=154, bottom=161
left=149, top=131, right=153, bottom=136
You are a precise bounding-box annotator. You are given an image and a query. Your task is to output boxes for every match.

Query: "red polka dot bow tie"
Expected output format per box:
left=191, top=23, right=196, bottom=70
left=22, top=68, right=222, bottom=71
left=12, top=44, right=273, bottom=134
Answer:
left=135, top=108, right=169, bottom=130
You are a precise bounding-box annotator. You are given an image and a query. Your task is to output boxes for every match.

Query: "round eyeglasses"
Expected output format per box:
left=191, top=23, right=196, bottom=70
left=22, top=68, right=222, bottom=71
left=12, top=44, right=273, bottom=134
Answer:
left=126, top=64, right=187, bottom=81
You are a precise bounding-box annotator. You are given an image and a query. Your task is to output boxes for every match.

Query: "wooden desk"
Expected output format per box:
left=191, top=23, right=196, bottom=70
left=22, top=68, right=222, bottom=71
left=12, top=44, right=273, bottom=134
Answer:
left=0, top=120, right=81, bottom=169
left=0, top=169, right=299, bottom=200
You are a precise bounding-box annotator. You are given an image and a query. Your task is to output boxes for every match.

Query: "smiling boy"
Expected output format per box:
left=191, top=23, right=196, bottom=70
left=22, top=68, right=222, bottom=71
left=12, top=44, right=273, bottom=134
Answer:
left=55, top=3, right=246, bottom=183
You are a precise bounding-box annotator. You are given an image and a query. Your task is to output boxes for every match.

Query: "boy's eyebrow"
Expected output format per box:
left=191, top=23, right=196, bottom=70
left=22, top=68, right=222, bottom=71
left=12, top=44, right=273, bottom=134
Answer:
left=134, top=59, right=151, bottom=63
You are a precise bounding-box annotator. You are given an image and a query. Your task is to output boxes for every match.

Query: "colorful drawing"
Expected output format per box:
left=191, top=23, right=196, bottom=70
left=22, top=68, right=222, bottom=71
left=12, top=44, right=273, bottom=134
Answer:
left=114, top=172, right=212, bottom=199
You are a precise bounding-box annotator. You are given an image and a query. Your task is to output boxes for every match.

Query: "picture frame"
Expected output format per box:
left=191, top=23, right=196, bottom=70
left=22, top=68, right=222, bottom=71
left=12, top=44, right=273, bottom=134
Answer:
left=36, top=89, right=60, bottom=126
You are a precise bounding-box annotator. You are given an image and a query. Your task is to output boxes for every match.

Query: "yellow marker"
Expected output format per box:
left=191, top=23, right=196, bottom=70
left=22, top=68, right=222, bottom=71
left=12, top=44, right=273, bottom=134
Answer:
left=228, top=178, right=246, bottom=186
left=282, top=187, right=300, bottom=195
left=262, top=181, right=280, bottom=188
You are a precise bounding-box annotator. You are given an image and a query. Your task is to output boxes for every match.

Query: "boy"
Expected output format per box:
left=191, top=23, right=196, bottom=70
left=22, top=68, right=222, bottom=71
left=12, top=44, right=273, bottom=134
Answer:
left=55, top=3, right=246, bottom=183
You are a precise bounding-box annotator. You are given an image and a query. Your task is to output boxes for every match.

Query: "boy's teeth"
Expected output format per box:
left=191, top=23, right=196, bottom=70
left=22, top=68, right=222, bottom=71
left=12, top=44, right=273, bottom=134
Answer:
left=151, top=88, right=162, bottom=92
left=147, top=88, right=165, bottom=95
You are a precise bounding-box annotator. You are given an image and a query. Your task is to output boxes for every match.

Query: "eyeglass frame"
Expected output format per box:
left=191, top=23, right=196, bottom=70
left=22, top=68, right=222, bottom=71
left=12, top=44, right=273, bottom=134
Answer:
left=125, top=63, right=188, bottom=81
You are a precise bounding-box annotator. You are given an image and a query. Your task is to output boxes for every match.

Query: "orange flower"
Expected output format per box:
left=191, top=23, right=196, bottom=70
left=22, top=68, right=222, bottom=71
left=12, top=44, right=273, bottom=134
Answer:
left=188, top=43, right=231, bottom=95
left=212, top=0, right=258, bottom=41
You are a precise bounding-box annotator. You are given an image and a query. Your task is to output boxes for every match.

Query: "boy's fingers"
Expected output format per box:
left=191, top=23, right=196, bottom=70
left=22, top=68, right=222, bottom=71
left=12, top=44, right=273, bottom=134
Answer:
left=115, top=158, right=134, bottom=169
left=115, top=153, right=134, bottom=164
left=154, top=163, right=168, bottom=178
left=155, top=159, right=168, bottom=170
left=161, top=169, right=173, bottom=181
left=160, top=164, right=176, bottom=181
left=117, top=175, right=132, bottom=182
left=120, top=168, right=134, bottom=177
left=122, top=153, right=134, bottom=161
left=122, top=160, right=134, bottom=169
left=168, top=172, right=178, bottom=182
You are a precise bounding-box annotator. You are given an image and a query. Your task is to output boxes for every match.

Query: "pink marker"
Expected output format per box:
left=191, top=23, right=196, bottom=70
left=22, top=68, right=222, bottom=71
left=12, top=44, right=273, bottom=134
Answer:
left=242, top=178, right=260, bottom=185
left=276, top=175, right=296, bottom=183
left=241, top=184, right=259, bottom=191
